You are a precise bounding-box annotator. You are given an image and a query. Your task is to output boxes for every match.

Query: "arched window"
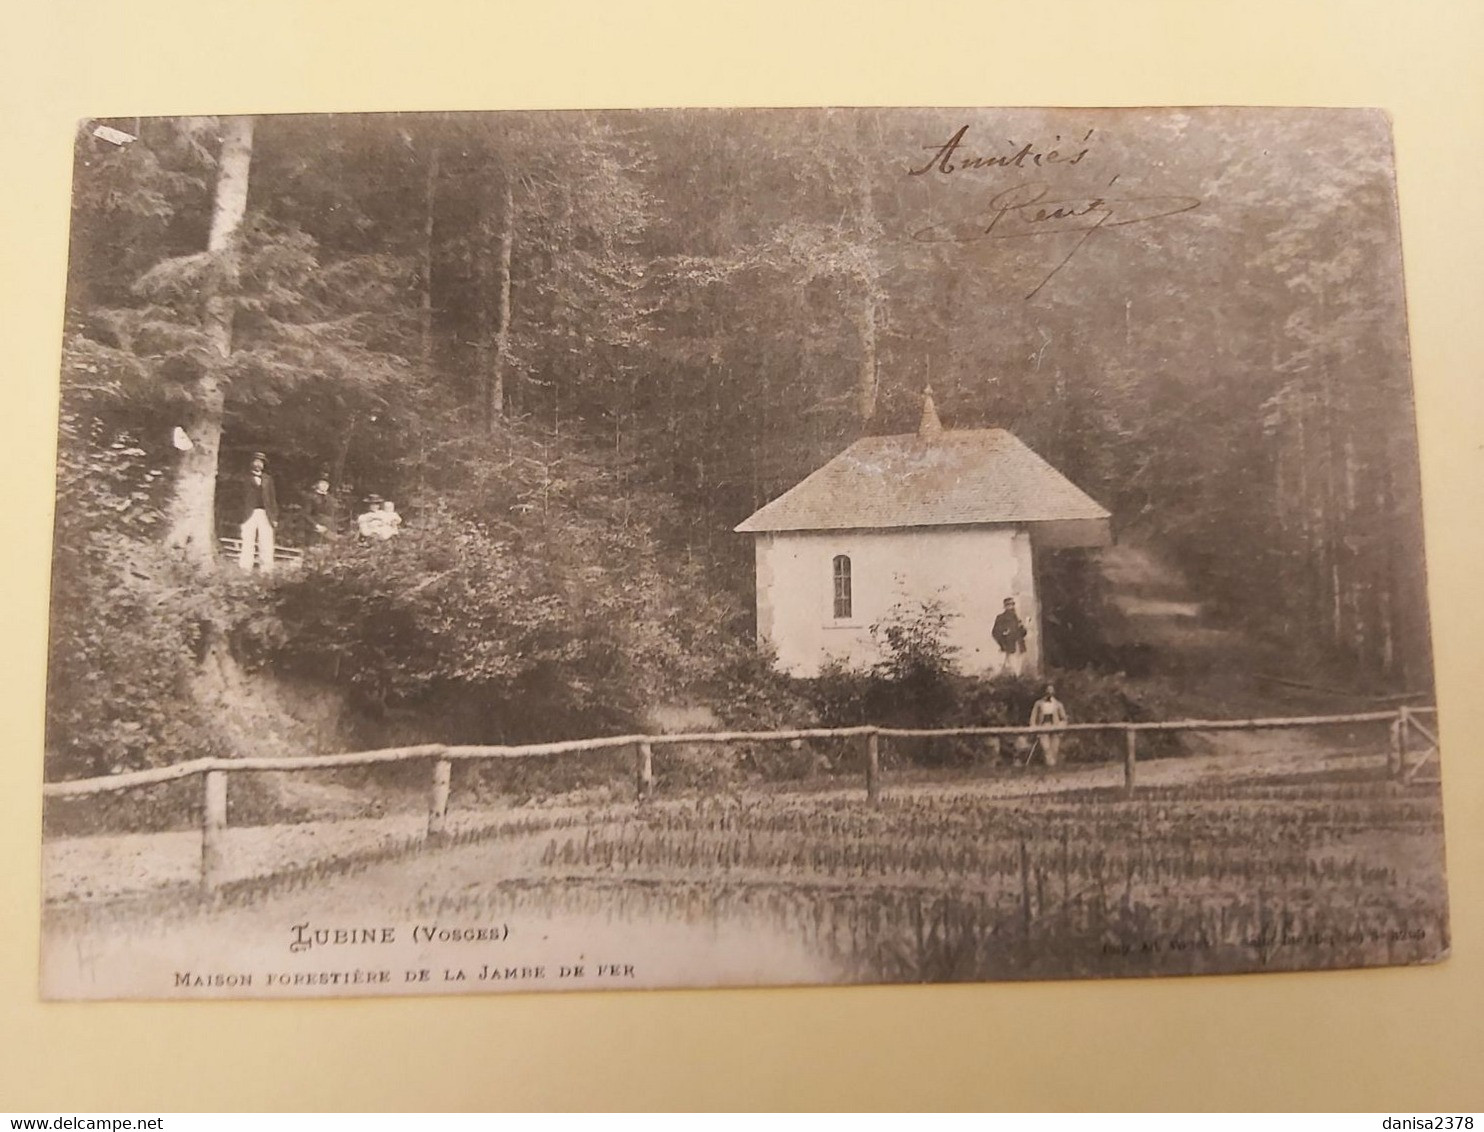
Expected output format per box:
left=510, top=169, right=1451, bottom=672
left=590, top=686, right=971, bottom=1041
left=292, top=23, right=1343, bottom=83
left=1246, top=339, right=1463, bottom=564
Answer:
left=832, top=554, right=852, bottom=620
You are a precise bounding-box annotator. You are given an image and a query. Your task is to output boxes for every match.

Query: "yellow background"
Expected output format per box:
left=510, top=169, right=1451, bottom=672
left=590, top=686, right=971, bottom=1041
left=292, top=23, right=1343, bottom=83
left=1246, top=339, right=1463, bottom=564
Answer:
left=3, top=0, right=1482, bottom=1112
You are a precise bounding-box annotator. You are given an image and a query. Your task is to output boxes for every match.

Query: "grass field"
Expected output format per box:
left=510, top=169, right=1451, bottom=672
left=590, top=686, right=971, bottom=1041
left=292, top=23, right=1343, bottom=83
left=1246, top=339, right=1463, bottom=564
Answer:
left=514, top=772, right=1448, bottom=981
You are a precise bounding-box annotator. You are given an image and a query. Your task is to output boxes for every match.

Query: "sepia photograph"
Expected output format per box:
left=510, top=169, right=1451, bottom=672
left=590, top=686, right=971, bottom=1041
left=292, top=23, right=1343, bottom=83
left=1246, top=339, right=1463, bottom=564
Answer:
left=39, top=105, right=1447, bottom=1000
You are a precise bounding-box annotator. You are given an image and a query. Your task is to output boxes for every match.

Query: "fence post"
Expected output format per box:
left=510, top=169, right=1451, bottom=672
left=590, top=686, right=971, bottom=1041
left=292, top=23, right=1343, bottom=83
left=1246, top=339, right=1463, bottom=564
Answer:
left=201, top=769, right=228, bottom=892
left=635, top=741, right=655, bottom=803
left=865, top=730, right=881, bottom=806
left=427, top=756, right=452, bottom=839
left=1123, top=729, right=1137, bottom=797
left=1393, top=706, right=1412, bottom=781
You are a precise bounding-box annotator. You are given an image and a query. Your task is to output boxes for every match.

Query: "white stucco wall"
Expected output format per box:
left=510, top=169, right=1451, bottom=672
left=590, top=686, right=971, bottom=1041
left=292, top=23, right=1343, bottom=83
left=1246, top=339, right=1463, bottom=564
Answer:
left=753, top=525, right=1040, bottom=677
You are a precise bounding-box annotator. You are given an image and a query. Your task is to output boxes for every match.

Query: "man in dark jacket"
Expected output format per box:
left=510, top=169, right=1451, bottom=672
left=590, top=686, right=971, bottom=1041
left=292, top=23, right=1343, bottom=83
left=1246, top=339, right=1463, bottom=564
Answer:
left=238, top=451, right=279, bottom=572
left=992, top=596, right=1028, bottom=675
left=305, top=470, right=335, bottom=545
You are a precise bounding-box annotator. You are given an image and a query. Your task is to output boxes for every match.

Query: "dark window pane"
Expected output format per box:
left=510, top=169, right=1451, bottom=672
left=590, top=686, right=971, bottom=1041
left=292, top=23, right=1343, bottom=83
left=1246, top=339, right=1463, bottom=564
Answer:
left=833, top=555, right=852, bottom=619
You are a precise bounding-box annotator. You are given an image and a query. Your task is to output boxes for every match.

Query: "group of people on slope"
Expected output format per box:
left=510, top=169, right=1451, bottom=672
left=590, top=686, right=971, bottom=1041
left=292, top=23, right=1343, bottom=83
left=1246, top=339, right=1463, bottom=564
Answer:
left=234, top=452, right=401, bottom=573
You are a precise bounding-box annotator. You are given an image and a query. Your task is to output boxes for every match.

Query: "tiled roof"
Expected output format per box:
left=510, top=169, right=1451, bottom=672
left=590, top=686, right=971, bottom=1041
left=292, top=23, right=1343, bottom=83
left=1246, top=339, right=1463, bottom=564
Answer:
left=735, top=428, right=1111, bottom=533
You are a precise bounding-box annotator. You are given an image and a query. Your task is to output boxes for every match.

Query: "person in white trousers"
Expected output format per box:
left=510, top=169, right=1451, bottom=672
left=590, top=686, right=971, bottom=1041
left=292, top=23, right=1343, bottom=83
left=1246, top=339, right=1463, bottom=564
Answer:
left=237, top=451, right=279, bottom=573
left=1030, top=684, right=1069, bottom=767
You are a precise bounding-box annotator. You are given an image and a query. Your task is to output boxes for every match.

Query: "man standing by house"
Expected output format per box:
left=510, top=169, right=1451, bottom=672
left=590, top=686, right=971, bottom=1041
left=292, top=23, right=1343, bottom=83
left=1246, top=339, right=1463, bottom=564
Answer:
left=1029, top=683, right=1069, bottom=767
left=238, top=451, right=279, bottom=572
left=992, top=596, right=1028, bottom=675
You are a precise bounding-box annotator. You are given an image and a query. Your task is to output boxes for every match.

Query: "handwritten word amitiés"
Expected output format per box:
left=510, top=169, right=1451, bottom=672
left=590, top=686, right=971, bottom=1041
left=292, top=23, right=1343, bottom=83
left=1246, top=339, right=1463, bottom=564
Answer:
left=909, top=125, right=1094, bottom=176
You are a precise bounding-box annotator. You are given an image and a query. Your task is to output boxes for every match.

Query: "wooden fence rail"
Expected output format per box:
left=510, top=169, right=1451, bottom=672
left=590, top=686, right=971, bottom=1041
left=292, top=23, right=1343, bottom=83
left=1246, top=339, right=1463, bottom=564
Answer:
left=41, top=707, right=1435, bottom=892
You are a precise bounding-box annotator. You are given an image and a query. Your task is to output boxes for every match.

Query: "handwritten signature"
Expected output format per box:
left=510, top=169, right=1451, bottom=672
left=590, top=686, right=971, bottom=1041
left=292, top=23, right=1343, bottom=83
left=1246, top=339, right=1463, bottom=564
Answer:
left=912, top=182, right=1201, bottom=299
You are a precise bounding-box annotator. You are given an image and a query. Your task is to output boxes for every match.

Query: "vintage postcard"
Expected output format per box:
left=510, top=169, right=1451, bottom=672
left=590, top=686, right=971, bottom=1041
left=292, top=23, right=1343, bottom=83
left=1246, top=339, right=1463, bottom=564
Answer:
left=40, top=106, right=1446, bottom=1000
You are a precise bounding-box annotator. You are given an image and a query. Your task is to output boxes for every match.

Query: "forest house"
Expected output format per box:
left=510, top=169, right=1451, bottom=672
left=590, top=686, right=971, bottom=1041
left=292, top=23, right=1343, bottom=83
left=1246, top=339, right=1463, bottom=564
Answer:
left=735, top=392, right=1113, bottom=677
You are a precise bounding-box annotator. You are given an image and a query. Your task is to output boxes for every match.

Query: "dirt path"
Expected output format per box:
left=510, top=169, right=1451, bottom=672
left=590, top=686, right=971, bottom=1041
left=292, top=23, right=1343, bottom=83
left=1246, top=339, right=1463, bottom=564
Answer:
left=1099, top=541, right=1246, bottom=659
left=41, top=811, right=841, bottom=998
left=1095, top=540, right=1378, bottom=770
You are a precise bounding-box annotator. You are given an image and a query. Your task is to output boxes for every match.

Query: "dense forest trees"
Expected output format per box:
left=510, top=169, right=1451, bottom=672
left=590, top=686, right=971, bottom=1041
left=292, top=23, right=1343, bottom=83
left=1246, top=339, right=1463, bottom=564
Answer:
left=46, top=108, right=1432, bottom=779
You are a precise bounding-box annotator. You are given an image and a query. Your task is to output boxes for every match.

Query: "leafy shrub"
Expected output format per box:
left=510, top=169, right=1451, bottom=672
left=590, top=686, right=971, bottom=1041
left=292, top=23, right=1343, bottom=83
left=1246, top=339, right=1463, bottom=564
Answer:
left=781, top=599, right=1184, bottom=769
left=45, top=417, right=232, bottom=780
left=462, top=749, right=635, bottom=806
left=258, top=505, right=644, bottom=740
left=869, top=593, right=960, bottom=684
left=700, top=642, right=818, bottom=731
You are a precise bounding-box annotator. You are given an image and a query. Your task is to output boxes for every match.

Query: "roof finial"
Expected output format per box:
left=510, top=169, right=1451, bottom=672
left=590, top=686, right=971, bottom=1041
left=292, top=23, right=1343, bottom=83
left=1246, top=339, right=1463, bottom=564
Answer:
left=919, top=385, right=943, bottom=437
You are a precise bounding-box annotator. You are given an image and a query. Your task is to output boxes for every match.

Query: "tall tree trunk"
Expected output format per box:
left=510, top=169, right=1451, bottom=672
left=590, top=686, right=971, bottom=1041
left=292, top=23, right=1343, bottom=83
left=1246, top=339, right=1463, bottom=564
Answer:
left=1378, top=578, right=1396, bottom=678
left=1342, top=430, right=1364, bottom=663
left=1318, top=364, right=1342, bottom=651
left=852, top=289, right=879, bottom=425
left=846, top=113, right=884, bottom=429
left=330, top=417, right=356, bottom=495
left=490, top=173, right=514, bottom=423
left=473, top=187, right=492, bottom=430
left=1378, top=467, right=1399, bottom=681
left=419, top=142, right=439, bottom=382
left=164, top=115, right=254, bottom=566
